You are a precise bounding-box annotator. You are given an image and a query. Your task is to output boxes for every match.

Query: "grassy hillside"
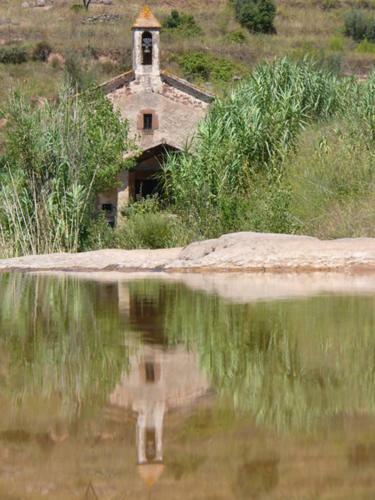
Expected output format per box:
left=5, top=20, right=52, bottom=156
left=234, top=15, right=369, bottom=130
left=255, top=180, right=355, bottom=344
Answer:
left=0, top=0, right=375, bottom=102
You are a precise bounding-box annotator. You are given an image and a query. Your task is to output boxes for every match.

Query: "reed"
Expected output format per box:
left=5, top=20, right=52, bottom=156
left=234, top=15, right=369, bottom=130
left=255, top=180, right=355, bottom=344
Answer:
left=162, top=57, right=351, bottom=238
left=0, top=84, right=130, bottom=256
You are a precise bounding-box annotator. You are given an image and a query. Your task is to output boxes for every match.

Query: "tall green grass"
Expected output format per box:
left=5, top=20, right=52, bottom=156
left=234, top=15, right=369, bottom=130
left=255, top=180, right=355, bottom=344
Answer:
left=162, top=58, right=352, bottom=238
left=0, top=85, right=131, bottom=257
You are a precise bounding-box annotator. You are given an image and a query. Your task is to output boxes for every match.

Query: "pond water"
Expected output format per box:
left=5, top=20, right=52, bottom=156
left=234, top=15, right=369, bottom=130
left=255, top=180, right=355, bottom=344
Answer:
left=0, top=273, right=374, bottom=499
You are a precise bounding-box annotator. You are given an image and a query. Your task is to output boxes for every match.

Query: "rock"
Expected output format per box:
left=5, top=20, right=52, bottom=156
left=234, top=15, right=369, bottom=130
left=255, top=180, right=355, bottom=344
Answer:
left=36, top=0, right=46, bottom=6
left=82, top=14, right=120, bottom=24
left=21, top=1, right=30, bottom=7
left=0, top=232, right=375, bottom=273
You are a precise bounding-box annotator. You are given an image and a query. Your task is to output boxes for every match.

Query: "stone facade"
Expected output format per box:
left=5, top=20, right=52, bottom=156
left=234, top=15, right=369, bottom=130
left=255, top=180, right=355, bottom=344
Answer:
left=98, top=6, right=213, bottom=225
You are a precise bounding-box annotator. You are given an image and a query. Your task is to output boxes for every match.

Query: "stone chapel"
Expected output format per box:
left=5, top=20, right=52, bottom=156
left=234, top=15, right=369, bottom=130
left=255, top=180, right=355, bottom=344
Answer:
left=98, top=6, right=214, bottom=225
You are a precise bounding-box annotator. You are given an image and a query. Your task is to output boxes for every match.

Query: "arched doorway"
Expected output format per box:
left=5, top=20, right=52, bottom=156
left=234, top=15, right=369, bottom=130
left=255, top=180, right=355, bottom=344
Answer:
left=129, top=144, right=179, bottom=201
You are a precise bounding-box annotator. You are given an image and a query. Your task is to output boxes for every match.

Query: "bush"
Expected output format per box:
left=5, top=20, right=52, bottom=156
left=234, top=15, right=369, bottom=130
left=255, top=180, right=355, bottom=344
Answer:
left=235, top=0, right=276, bottom=34
left=177, top=52, right=240, bottom=82
left=116, top=197, right=191, bottom=249
left=329, top=35, right=344, bottom=52
left=356, top=39, right=375, bottom=53
left=32, top=41, right=53, bottom=62
left=163, top=10, right=202, bottom=36
left=0, top=46, right=28, bottom=64
left=344, top=9, right=375, bottom=42
left=226, top=30, right=247, bottom=44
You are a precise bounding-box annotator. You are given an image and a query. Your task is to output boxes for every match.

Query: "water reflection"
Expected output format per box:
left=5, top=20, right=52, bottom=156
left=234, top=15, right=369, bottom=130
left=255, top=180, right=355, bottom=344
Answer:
left=0, top=273, right=374, bottom=498
left=111, top=285, right=210, bottom=486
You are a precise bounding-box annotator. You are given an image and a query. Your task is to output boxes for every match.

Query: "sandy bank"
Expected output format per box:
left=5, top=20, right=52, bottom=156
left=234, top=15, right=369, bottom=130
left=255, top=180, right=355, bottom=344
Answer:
left=1, top=232, right=375, bottom=273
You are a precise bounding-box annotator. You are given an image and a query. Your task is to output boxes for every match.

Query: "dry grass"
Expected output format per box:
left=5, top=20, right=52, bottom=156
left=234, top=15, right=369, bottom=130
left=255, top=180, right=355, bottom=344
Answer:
left=0, top=0, right=374, bottom=101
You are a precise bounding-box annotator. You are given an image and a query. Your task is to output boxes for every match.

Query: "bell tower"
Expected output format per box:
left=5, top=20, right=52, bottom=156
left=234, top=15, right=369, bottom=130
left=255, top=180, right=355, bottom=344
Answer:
left=132, top=6, right=162, bottom=90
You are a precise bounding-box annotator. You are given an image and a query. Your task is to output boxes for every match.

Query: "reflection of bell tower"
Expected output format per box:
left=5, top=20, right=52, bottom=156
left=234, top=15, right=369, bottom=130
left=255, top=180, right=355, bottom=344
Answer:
left=132, top=6, right=162, bottom=90
left=111, top=281, right=211, bottom=488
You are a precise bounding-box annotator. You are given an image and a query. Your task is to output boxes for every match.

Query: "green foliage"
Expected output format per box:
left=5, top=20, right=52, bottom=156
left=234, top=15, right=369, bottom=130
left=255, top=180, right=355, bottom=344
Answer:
left=234, top=0, right=276, bottom=34
left=344, top=9, right=375, bottom=42
left=163, top=57, right=347, bottom=239
left=329, top=35, right=345, bottom=51
left=64, top=52, right=96, bottom=92
left=226, top=30, right=247, bottom=44
left=32, top=41, right=53, bottom=62
left=163, top=282, right=375, bottom=431
left=321, top=0, right=340, bottom=9
left=116, top=197, right=192, bottom=249
left=71, top=3, right=84, bottom=12
left=0, top=86, right=132, bottom=255
left=0, top=46, right=28, bottom=64
left=356, top=38, right=375, bottom=52
left=176, top=51, right=240, bottom=82
left=163, top=10, right=202, bottom=37
left=0, top=273, right=127, bottom=422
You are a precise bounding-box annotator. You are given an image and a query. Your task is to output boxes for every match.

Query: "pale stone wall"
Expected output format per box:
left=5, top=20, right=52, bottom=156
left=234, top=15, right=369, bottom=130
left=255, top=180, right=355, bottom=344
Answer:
left=107, top=80, right=209, bottom=221
left=132, top=28, right=161, bottom=91
left=108, top=81, right=209, bottom=151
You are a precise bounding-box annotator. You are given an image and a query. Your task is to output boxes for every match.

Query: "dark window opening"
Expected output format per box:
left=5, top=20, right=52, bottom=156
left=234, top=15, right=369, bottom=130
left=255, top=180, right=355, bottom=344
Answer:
left=143, top=113, right=153, bottom=130
left=142, top=31, right=153, bottom=65
left=145, top=428, right=156, bottom=461
left=135, top=178, right=159, bottom=200
left=101, top=203, right=115, bottom=228
left=102, top=203, right=113, bottom=212
left=145, top=362, right=155, bottom=383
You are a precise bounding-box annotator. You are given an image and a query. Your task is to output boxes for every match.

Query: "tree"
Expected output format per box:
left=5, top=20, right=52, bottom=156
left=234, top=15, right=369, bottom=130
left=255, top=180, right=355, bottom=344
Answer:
left=235, top=0, right=277, bottom=34
left=82, top=0, right=92, bottom=10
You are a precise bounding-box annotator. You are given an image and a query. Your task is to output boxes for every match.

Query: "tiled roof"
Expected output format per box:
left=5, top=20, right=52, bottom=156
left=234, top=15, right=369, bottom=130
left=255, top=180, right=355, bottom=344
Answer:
left=132, top=6, right=161, bottom=29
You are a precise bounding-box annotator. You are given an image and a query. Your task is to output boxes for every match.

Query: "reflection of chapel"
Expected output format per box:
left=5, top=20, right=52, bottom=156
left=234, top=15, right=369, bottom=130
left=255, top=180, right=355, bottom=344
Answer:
left=107, top=283, right=211, bottom=488
left=98, top=6, right=213, bottom=225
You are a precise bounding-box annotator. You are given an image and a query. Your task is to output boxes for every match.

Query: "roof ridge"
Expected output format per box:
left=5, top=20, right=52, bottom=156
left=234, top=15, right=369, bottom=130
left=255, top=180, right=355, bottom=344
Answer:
left=132, top=6, right=161, bottom=29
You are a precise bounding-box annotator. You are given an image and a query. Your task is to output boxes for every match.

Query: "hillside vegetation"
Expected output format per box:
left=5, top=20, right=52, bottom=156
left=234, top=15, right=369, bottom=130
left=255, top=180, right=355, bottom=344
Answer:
left=0, top=0, right=375, bottom=102
left=0, top=1, right=374, bottom=255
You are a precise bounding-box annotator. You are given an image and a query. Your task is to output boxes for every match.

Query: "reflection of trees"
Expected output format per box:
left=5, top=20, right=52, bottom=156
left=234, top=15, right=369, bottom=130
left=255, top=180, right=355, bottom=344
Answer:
left=1, top=274, right=374, bottom=435
left=159, top=283, right=375, bottom=431
left=0, top=273, right=128, bottom=425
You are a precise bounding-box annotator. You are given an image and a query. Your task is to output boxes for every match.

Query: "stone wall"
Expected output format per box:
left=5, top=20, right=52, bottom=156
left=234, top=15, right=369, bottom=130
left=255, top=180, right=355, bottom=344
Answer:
left=108, top=81, right=209, bottom=151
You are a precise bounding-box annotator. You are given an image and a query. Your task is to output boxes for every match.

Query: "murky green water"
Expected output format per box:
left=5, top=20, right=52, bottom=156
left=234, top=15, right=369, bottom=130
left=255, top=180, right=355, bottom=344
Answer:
left=0, top=273, right=374, bottom=499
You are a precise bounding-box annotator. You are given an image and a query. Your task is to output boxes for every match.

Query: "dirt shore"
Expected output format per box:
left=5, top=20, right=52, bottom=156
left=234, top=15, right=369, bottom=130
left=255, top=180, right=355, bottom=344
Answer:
left=1, top=232, right=375, bottom=273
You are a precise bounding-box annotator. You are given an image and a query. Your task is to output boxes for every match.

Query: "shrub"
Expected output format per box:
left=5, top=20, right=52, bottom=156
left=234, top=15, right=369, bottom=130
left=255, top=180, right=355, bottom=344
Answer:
left=235, top=0, right=276, bottom=34
left=226, top=30, right=247, bottom=44
left=71, top=3, right=84, bottom=12
left=329, top=35, right=344, bottom=51
left=321, top=0, right=340, bottom=10
left=117, top=197, right=191, bottom=249
left=163, top=10, right=202, bottom=36
left=177, top=52, right=240, bottom=82
left=32, top=41, right=53, bottom=62
left=344, top=9, right=375, bottom=42
left=356, top=39, right=375, bottom=53
left=0, top=46, right=28, bottom=64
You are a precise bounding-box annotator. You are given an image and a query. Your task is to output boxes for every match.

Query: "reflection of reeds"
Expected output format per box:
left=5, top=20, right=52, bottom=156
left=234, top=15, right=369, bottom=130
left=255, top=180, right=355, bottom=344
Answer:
left=1, top=275, right=375, bottom=435
left=0, top=273, right=128, bottom=424
left=160, top=282, right=375, bottom=432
